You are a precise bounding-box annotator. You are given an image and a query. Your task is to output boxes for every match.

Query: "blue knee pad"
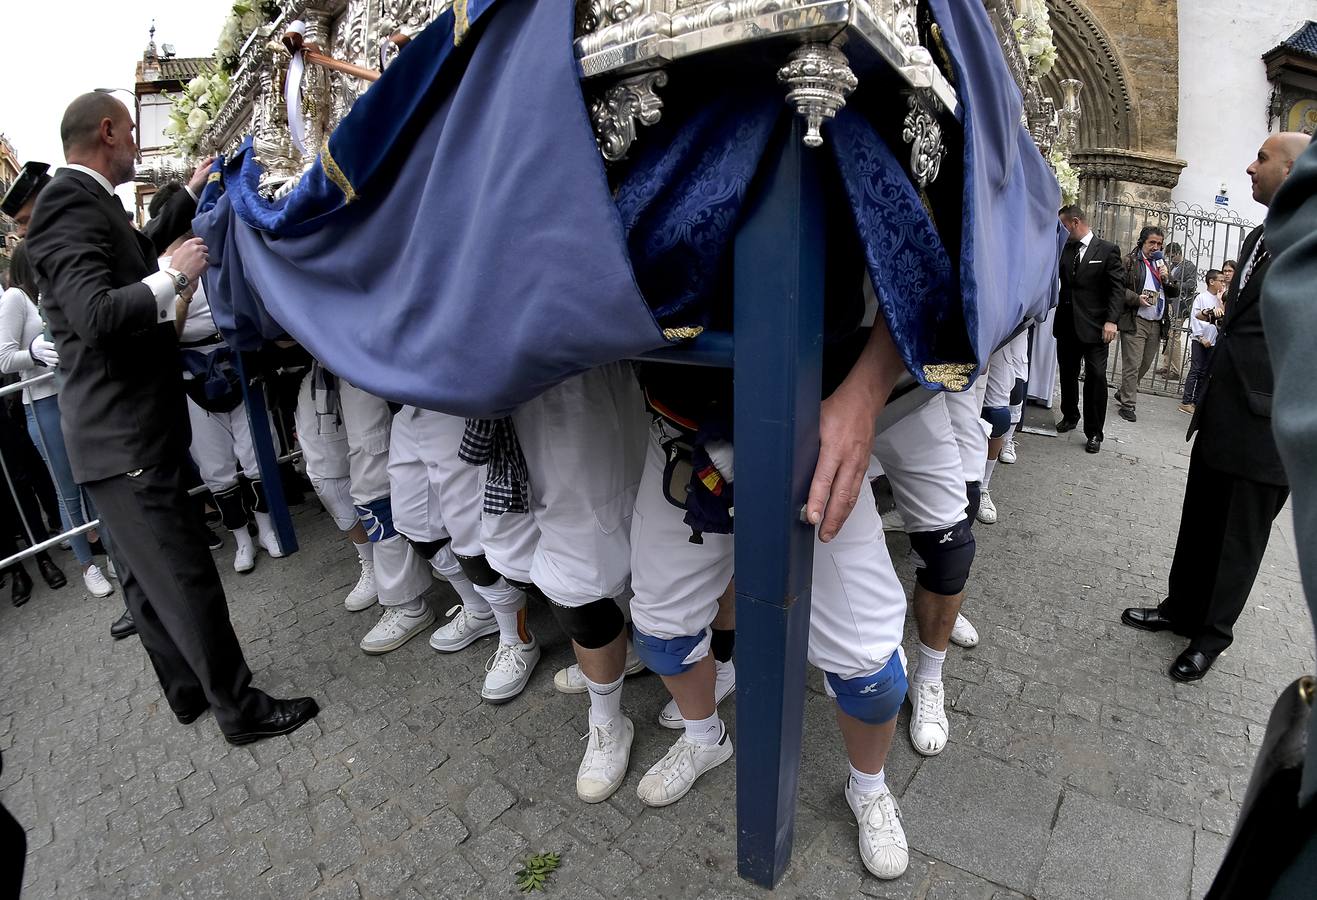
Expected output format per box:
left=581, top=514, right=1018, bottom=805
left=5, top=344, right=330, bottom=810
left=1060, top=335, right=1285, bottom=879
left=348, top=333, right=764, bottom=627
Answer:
left=981, top=405, right=1011, bottom=438
left=354, top=496, right=398, bottom=542
left=632, top=627, right=710, bottom=677
left=826, top=652, right=907, bottom=725
left=908, top=519, right=977, bottom=595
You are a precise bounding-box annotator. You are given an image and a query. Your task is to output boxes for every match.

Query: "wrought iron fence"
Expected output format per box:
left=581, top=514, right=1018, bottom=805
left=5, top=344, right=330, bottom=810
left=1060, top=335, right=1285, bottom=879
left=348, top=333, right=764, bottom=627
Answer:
left=1090, top=194, right=1256, bottom=399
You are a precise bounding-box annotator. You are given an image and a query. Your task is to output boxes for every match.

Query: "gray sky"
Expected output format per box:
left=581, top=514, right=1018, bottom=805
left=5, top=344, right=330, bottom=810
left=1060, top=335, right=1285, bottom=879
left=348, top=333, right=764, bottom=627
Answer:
left=0, top=2, right=228, bottom=175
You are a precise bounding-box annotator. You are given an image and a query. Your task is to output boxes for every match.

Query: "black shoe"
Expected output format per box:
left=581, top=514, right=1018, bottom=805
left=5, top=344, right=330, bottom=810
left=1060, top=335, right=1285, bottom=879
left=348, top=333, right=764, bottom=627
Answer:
left=1056, top=417, right=1079, bottom=433
left=206, top=527, right=224, bottom=551
left=1118, top=407, right=1137, bottom=423
left=1170, top=648, right=1218, bottom=682
left=36, top=553, right=66, bottom=589
left=175, top=703, right=210, bottom=725
left=110, top=608, right=138, bottom=640
left=1121, top=606, right=1179, bottom=632
left=1085, top=436, right=1101, bottom=453
left=89, top=537, right=107, bottom=557
left=223, top=697, right=320, bottom=746
left=10, top=565, right=33, bottom=607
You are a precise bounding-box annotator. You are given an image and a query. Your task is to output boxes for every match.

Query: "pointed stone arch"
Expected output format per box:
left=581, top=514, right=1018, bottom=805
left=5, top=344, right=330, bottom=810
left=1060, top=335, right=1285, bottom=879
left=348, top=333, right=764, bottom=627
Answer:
left=1041, top=0, right=1138, bottom=152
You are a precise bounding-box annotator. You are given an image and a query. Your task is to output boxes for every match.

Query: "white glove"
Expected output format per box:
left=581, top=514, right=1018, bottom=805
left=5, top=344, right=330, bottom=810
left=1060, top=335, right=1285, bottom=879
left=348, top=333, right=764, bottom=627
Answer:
left=29, top=337, right=58, bottom=368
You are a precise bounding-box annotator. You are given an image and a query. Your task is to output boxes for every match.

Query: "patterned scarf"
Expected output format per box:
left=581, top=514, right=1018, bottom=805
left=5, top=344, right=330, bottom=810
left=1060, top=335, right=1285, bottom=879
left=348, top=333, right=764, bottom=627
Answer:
left=460, top=417, right=529, bottom=515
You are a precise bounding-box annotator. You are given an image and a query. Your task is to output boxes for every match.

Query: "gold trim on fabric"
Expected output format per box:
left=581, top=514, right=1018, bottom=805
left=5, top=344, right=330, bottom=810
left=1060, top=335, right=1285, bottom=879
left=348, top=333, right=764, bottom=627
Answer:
left=321, top=140, right=357, bottom=204
left=663, top=326, right=704, bottom=341
left=206, top=171, right=222, bottom=184
left=454, top=0, right=470, bottom=45
left=922, top=362, right=976, bottom=390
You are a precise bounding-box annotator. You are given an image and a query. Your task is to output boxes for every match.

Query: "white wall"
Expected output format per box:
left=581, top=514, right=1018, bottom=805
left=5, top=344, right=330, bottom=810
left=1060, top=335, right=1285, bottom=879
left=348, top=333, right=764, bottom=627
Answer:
left=1174, top=4, right=1313, bottom=224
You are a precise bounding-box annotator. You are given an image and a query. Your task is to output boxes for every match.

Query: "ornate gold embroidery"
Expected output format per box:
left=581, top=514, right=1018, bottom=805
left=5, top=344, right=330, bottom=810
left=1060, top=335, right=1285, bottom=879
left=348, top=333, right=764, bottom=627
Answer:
left=321, top=140, right=357, bottom=204
left=454, top=0, right=470, bottom=46
left=922, top=362, right=976, bottom=390
left=206, top=171, right=222, bottom=184
left=663, top=325, right=704, bottom=341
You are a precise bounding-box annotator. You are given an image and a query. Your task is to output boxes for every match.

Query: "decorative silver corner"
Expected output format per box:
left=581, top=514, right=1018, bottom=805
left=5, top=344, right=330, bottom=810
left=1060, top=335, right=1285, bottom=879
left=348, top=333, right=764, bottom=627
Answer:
left=902, top=92, right=944, bottom=188
left=590, top=70, right=668, bottom=162
left=777, top=40, right=859, bottom=149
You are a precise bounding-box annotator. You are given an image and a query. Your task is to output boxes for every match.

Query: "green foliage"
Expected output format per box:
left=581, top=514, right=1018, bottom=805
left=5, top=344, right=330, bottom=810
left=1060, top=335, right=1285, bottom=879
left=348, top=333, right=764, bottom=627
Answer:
left=514, top=852, right=561, bottom=893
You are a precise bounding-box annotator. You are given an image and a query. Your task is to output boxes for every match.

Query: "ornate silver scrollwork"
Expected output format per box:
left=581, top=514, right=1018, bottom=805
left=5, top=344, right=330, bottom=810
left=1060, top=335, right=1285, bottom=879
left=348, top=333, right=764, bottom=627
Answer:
left=590, top=70, right=668, bottom=162
left=777, top=40, right=858, bottom=149
left=902, top=92, right=944, bottom=188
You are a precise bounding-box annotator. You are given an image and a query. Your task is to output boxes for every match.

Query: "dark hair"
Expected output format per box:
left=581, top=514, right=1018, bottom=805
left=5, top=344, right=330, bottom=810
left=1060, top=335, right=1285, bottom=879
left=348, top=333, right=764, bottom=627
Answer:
left=1223, top=258, right=1238, bottom=270
left=149, top=181, right=185, bottom=219
left=1058, top=204, right=1086, bottom=221
left=1204, top=268, right=1222, bottom=285
left=1166, top=242, right=1182, bottom=255
left=1133, top=225, right=1165, bottom=255
left=60, top=91, right=130, bottom=154
left=6, top=242, right=40, bottom=302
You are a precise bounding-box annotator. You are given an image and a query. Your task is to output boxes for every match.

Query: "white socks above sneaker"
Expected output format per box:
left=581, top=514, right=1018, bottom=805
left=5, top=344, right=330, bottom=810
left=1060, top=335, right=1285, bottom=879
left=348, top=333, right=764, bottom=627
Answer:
left=983, top=458, right=998, bottom=489
left=849, top=764, right=887, bottom=795
left=476, top=579, right=529, bottom=645
left=915, top=642, right=946, bottom=683
left=354, top=540, right=374, bottom=564
left=683, top=712, right=723, bottom=746
left=585, top=672, right=624, bottom=727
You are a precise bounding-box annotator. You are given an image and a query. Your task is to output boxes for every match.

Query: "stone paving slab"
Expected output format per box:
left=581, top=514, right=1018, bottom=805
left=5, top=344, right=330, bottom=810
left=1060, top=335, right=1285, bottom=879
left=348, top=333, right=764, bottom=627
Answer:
left=0, top=389, right=1312, bottom=899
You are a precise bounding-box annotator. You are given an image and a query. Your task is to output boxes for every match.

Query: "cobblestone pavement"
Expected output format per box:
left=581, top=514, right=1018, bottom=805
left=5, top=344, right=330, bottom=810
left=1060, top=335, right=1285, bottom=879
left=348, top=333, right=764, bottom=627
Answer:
left=1, top=391, right=1311, bottom=900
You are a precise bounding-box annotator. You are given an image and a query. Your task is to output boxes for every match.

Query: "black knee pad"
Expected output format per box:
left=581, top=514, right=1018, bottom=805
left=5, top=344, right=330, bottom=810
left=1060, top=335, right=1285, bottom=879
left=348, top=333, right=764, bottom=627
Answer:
left=245, top=478, right=270, bottom=514
left=1009, top=377, right=1027, bottom=407
left=965, top=481, right=982, bottom=524
left=908, top=520, right=976, bottom=596
left=213, top=484, right=248, bottom=530
left=548, top=596, right=625, bottom=650
left=406, top=536, right=450, bottom=560
left=455, top=553, right=501, bottom=587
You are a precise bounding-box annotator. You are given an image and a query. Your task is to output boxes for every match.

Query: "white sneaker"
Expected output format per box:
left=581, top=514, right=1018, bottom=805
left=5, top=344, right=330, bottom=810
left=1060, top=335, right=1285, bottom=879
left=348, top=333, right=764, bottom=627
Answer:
left=554, top=642, right=645, bottom=694
left=344, top=559, right=378, bottom=611
left=254, top=513, right=284, bottom=558
left=576, top=715, right=634, bottom=804
left=360, top=604, right=436, bottom=655
left=976, top=489, right=998, bottom=524
left=949, top=613, right=979, bottom=648
left=907, top=678, right=949, bottom=756
left=233, top=541, right=256, bottom=574
left=482, top=638, right=541, bottom=703
left=107, top=558, right=118, bottom=580
left=637, top=728, right=734, bottom=807
left=82, top=564, right=113, bottom=598
left=999, top=438, right=1017, bottom=464
left=429, top=604, right=498, bottom=652
left=660, top=660, right=736, bottom=729
left=846, top=781, right=909, bottom=880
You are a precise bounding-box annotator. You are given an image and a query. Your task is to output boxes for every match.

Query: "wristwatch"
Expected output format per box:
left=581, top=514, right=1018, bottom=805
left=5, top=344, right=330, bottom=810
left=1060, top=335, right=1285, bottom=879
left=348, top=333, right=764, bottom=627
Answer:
left=166, top=267, right=190, bottom=294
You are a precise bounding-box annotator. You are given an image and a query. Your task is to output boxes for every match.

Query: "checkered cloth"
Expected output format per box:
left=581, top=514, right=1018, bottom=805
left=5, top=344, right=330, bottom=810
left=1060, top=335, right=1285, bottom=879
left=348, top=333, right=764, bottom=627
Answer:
left=460, top=417, right=529, bottom=515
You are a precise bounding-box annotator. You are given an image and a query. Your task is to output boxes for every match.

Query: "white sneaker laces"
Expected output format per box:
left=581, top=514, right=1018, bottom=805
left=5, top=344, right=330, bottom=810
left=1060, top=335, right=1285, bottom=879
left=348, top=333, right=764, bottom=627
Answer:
left=915, top=681, right=945, bottom=722
left=486, top=642, right=529, bottom=676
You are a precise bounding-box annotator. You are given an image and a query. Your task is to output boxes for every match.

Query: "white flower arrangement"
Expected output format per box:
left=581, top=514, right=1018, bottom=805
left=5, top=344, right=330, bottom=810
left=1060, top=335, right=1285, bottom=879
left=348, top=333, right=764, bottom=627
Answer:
left=163, top=69, right=233, bottom=158
left=1011, top=0, right=1058, bottom=77
left=1048, top=146, right=1080, bottom=205
left=216, top=0, right=280, bottom=74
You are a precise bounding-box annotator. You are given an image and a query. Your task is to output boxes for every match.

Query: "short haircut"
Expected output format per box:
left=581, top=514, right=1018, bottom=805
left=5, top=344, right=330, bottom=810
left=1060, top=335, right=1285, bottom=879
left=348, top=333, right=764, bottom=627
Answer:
left=1204, top=268, right=1222, bottom=284
left=149, top=181, right=185, bottom=219
left=60, top=92, right=129, bottom=155
left=1166, top=242, right=1182, bottom=255
left=1058, top=204, right=1086, bottom=221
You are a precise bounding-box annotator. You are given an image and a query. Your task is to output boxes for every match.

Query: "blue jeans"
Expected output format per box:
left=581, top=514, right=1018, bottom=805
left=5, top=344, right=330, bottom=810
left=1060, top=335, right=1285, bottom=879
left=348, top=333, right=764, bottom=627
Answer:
left=1181, top=341, right=1213, bottom=406
left=25, top=395, right=103, bottom=567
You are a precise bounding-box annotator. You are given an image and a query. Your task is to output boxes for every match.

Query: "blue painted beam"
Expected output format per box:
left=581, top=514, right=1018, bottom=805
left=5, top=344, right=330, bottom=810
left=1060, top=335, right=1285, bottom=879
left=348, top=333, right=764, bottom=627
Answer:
left=636, top=330, right=734, bottom=368
left=732, top=121, right=826, bottom=888
left=235, top=352, right=299, bottom=555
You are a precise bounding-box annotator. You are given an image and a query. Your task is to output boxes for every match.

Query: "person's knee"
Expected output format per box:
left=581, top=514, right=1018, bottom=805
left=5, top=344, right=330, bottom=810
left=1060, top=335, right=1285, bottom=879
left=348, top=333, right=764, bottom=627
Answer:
left=455, top=553, right=501, bottom=587
left=826, top=652, right=906, bottom=725
left=406, top=536, right=450, bottom=560
left=355, top=496, right=397, bottom=542
left=909, top=521, right=976, bottom=595
left=980, top=406, right=1011, bottom=438
left=547, top=596, right=625, bottom=650
left=632, top=627, right=710, bottom=676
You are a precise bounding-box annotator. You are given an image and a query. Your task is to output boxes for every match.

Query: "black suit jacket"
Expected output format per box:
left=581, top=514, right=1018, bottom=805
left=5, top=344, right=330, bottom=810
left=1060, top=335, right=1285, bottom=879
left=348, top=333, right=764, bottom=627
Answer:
left=1188, top=224, right=1286, bottom=486
left=25, top=169, right=197, bottom=482
left=1053, top=235, right=1124, bottom=345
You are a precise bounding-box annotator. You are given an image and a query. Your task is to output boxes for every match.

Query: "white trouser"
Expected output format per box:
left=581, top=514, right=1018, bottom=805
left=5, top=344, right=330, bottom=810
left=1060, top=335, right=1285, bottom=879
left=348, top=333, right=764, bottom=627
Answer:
left=629, top=421, right=906, bottom=680
left=389, top=407, right=490, bottom=555
left=295, top=371, right=356, bottom=530
left=871, top=393, right=967, bottom=532
left=944, top=376, right=991, bottom=484
left=984, top=330, right=1030, bottom=414
left=187, top=399, right=260, bottom=493
left=490, top=362, right=648, bottom=607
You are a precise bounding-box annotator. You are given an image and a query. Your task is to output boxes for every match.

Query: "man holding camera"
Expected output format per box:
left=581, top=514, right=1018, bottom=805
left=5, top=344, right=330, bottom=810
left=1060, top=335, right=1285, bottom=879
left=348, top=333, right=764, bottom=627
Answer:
left=1113, top=225, right=1178, bottom=424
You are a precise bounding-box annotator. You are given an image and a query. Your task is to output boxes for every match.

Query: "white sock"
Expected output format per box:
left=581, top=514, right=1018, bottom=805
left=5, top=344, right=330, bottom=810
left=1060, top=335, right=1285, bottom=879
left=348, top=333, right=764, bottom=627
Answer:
left=231, top=527, right=254, bottom=552
left=683, top=712, right=723, bottom=746
left=714, top=659, right=736, bottom=687
left=478, top=580, right=528, bottom=645
left=983, top=458, right=998, bottom=489
left=849, top=764, right=886, bottom=796
left=353, top=540, right=373, bottom=564
left=915, top=642, right=946, bottom=682
left=397, top=596, right=427, bottom=616
left=428, top=546, right=492, bottom=617
left=584, top=673, right=624, bottom=727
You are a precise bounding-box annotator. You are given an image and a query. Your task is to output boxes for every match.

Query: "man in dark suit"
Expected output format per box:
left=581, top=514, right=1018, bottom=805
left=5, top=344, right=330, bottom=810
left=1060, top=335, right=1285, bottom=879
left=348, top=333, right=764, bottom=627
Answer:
left=1121, top=132, right=1310, bottom=682
left=25, top=92, right=318, bottom=743
left=1054, top=205, right=1124, bottom=453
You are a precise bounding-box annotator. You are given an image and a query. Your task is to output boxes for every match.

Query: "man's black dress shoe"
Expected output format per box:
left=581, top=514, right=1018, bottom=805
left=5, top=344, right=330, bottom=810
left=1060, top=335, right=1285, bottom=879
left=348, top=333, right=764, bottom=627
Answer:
left=1118, top=407, right=1137, bottom=423
left=1121, top=606, right=1178, bottom=632
left=9, top=565, right=33, bottom=607
left=1170, top=648, right=1218, bottom=682
left=110, top=608, right=138, bottom=640
left=1085, top=437, right=1101, bottom=454
left=175, top=704, right=210, bottom=725
left=1056, top=417, right=1079, bottom=434
left=36, top=553, right=66, bottom=589
left=223, top=697, right=320, bottom=746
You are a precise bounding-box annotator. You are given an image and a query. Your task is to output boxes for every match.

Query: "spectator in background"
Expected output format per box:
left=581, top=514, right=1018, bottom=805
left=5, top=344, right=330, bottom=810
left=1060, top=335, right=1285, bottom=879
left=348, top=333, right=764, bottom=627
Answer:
left=1114, top=226, right=1179, bottom=423
left=1156, top=242, right=1198, bottom=380
left=1178, top=268, right=1224, bottom=414
left=1220, top=259, right=1237, bottom=304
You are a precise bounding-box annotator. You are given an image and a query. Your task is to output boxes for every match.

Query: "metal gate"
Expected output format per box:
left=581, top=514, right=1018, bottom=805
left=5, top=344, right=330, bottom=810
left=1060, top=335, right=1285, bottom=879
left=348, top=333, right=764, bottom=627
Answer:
left=1090, top=194, right=1256, bottom=399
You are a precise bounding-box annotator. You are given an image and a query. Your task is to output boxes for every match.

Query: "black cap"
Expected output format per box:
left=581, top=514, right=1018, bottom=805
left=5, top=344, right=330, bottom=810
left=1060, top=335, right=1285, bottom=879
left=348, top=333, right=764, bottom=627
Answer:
left=1, top=161, right=52, bottom=217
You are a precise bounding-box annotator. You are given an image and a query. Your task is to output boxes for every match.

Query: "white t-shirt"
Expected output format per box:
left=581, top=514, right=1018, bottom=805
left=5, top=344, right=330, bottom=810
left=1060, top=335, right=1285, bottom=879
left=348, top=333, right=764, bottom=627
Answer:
left=1189, top=290, right=1220, bottom=347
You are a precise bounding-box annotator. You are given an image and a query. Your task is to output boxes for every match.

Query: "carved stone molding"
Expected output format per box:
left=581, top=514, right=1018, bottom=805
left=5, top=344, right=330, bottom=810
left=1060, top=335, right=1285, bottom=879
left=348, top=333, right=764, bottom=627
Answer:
left=1071, top=147, right=1185, bottom=189
left=1042, top=0, right=1136, bottom=153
